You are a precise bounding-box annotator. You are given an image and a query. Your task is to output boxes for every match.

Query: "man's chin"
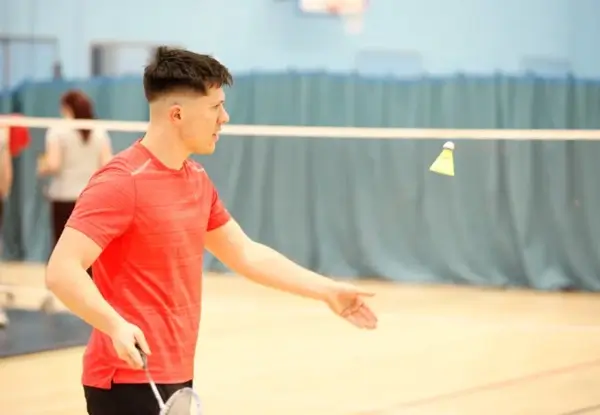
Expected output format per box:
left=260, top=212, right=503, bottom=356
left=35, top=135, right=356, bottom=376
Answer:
left=193, top=143, right=216, bottom=156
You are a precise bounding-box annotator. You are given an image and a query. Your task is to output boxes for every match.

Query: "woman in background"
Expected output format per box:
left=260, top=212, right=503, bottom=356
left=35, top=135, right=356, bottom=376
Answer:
left=38, top=90, right=113, bottom=274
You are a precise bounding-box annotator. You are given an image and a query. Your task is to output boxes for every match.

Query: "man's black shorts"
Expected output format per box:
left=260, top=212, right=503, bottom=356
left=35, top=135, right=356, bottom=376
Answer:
left=84, top=380, right=193, bottom=415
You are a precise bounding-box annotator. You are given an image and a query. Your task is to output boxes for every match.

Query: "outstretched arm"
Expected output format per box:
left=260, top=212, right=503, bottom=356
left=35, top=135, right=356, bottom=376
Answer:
left=205, top=218, right=377, bottom=329
left=203, top=180, right=378, bottom=329
left=205, top=219, right=338, bottom=301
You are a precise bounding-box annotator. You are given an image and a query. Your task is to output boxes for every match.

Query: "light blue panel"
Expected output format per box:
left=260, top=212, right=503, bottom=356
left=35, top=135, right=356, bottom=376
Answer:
left=1, top=0, right=598, bottom=77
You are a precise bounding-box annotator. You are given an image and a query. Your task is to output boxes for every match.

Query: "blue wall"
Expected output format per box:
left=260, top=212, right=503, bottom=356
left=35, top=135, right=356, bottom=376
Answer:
left=1, top=0, right=600, bottom=84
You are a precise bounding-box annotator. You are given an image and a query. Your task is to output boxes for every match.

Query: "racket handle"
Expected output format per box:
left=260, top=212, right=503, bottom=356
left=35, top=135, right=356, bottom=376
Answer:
left=135, top=343, right=166, bottom=409
left=135, top=343, right=148, bottom=369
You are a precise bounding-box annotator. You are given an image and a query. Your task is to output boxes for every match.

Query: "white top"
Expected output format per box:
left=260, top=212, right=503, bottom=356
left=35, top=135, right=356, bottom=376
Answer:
left=46, top=127, right=111, bottom=201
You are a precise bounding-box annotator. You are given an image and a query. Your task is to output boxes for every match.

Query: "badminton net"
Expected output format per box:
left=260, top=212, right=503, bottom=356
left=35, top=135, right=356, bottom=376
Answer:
left=2, top=115, right=600, bottom=140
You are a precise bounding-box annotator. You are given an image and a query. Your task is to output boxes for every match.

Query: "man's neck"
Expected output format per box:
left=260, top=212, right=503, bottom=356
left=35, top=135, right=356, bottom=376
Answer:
left=140, top=126, right=189, bottom=170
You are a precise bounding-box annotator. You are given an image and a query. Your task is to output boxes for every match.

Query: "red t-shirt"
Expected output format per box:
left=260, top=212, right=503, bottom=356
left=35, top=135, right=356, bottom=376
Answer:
left=66, top=140, right=231, bottom=389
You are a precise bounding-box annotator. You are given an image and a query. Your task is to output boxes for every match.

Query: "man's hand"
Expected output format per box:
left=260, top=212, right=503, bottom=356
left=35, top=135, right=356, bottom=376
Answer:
left=323, top=282, right=378, bottom=330
left=108, top=319, right=151, bottom=370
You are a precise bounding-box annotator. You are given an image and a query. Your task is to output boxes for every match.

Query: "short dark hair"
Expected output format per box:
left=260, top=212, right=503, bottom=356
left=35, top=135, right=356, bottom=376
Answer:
left=143, top=46, right=233, bottom=102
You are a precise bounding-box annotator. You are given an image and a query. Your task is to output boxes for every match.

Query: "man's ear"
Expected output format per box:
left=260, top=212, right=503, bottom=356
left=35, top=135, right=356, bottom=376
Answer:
left=168, top=105, right=183, bottom=124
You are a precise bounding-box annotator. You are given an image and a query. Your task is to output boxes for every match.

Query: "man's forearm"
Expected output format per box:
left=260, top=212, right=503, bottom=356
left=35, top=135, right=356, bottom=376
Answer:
left=46, top=261, right=124, bottom=335
left=238, top=242, right=338, bottom=301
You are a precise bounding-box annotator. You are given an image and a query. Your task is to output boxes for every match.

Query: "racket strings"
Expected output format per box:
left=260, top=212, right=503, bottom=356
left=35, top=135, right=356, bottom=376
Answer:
left=162, top=388, right=202, bottom=415
left=136, top=344, right=202, bottom=415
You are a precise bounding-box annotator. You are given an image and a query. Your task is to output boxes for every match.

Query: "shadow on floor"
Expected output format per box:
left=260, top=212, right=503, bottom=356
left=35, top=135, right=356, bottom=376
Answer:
left=0, top=308, right=91, bottom=358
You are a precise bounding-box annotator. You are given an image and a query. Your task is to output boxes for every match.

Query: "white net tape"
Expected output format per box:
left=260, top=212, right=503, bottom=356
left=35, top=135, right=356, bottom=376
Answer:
left=1, top=116, right=600, bottom=141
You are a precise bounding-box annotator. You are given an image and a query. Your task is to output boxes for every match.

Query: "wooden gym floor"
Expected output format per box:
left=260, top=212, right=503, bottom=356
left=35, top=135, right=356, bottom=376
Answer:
left=1, top=262, right=600, bottom=415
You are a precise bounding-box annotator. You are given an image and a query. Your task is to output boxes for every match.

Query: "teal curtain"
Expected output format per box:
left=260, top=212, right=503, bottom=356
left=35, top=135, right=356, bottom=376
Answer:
left=3, top=74, right=600, bottom=291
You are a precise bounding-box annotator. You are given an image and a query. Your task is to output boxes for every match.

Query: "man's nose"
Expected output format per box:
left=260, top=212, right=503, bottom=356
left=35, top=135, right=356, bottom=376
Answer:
left=219, top=109, right=230, bottom=124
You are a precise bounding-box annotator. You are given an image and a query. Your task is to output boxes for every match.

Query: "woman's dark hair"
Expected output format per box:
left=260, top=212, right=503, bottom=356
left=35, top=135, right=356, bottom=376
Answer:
left=60, top=90, right=95, bottom=144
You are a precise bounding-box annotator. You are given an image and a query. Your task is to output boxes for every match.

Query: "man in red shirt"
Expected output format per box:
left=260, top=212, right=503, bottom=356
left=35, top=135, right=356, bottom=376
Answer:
left=46, top=46, right=378, bottom=415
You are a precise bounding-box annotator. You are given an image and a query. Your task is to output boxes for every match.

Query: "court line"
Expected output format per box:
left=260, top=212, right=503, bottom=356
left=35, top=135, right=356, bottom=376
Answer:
left=352, top=357, right=600, bottom=414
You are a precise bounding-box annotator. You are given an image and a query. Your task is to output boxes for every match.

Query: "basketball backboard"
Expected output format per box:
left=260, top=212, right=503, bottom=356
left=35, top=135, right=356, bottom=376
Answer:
left=298, top=0, right=367, bottom=34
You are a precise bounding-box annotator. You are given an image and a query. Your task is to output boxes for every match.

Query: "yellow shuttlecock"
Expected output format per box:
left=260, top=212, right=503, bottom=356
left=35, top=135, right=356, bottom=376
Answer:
left=429, top=141, right=455, bottom=177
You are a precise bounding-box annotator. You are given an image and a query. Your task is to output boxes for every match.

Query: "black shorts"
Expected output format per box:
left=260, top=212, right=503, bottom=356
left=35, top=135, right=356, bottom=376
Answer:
left=84, top=380, right=193, bottom=415
left=50, top=200, right=76, bottom=246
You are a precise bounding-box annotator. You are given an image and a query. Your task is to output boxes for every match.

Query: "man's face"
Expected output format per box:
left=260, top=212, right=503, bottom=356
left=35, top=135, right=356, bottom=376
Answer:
left=169, top=86, right=229, bottom=155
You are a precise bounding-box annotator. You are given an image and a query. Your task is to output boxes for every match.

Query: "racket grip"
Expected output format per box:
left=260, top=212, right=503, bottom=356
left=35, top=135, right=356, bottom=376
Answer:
left=135, top=343, right=148, bottom=369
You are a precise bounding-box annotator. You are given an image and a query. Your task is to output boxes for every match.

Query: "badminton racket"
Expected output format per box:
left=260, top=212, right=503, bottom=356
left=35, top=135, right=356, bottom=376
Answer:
left=136, top=344, right=203, bottom=415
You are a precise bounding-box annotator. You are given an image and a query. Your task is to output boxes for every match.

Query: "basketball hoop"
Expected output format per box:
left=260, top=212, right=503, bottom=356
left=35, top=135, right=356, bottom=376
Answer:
left=326, top=0, right=365, bottom=35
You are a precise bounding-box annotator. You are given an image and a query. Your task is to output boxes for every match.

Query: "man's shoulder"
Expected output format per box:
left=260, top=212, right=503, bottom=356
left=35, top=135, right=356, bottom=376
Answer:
left=86, top=145, right=148, bottom=193
left=74, top=149, right=140, bottom=210
left=95, top=144, right=150, bottom=178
